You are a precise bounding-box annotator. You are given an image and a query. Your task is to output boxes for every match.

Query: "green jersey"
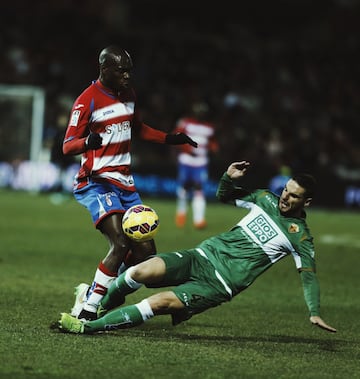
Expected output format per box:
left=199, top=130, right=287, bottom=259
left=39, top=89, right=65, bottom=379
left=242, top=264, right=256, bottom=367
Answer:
left=198, top=173, right=320, bottom=316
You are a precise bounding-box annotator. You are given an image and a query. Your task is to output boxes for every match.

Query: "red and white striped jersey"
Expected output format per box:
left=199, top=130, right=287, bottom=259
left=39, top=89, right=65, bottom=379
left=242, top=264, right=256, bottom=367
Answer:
left=174, top=117, right=218, bottom=167
left=63, top=80, right=167, bottom=191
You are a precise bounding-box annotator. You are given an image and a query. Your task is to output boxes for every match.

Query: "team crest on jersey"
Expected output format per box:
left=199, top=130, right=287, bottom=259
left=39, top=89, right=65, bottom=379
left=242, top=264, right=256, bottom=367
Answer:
left=69, top=110, right=81, bottom=126
left=98, top=192, right=115, bottom=206
left=105, top=193, right=113, bottom=206
left=288, top=223, right=299, bottom=233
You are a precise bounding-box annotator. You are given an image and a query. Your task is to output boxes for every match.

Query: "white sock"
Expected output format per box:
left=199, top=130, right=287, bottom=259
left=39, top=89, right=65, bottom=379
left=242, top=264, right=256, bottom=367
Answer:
left=124, top=266, right=142, bottom=289
left=176, top=187, right=187, bottom=214
left=84, top=265, right=116, bottom=312
left=135, top=299, right=154, bottom=321
left=192, top=190, right=206, bottom=223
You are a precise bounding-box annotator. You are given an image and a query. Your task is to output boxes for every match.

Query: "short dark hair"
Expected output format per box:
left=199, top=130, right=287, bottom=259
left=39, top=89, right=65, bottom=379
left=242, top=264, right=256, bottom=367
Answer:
left=99, top=46, right=132, bottom=68
left=292, top=173, right=316, bottom=198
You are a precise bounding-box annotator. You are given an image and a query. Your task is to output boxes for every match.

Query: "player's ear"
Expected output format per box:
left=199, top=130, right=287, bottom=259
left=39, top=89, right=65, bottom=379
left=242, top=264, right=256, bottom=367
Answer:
left=304, top=197, right=312, bottom=207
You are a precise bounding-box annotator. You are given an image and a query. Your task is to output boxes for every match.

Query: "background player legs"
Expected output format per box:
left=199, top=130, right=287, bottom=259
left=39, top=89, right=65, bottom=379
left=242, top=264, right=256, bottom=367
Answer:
left=192, top=189, right=206, bottom=229
left=175, top=186, right=188, bottom=227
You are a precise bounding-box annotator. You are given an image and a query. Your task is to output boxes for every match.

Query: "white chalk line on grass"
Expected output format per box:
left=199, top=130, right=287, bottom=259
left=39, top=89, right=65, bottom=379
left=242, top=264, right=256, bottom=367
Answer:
left=318, top=235, right=360, bottom=249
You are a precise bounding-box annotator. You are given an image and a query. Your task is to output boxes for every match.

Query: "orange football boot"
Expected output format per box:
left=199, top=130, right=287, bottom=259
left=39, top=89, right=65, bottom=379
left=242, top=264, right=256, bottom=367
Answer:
left=175, top=213, right=186, bottom=227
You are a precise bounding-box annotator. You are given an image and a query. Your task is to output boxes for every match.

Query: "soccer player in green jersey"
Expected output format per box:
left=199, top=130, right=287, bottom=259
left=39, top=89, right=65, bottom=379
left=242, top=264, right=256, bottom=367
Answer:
left=58, top=161, right=336, bottom=334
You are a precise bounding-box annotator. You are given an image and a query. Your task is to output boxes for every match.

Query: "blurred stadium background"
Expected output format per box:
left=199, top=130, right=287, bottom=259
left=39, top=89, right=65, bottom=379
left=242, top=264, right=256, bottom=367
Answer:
left=1, top=0, right=359, bottom=208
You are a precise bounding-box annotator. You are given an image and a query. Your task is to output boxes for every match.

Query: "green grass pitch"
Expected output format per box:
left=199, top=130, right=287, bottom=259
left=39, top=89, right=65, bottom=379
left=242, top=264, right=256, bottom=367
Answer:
left=1, top=189, right=359, bottom=379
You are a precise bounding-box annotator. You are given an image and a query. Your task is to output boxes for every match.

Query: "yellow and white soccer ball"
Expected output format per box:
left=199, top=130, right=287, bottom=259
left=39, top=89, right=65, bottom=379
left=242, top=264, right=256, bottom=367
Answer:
left=122, top=204, right=160, bottom=241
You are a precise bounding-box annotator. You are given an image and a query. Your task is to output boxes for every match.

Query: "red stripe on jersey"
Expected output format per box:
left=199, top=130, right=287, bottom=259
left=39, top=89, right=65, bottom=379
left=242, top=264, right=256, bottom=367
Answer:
left=95, top=165, right=130, bottom=175
left=101, top=140, right=131, bottom=157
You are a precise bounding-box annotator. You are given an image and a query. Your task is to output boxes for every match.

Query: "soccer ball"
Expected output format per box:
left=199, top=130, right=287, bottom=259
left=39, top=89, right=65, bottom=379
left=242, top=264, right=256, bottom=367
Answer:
left=122, top=204, right=160, bottom=241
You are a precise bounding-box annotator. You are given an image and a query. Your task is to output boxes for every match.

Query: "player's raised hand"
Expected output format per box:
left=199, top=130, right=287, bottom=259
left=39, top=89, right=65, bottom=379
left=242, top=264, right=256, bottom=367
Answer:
left=85, top=133, right=103, bottom=150
left=166, top=133, right=198, bottom=147
left=310, top=316, right=337, bottom=333
left=227, top=161, right=250, bottom=179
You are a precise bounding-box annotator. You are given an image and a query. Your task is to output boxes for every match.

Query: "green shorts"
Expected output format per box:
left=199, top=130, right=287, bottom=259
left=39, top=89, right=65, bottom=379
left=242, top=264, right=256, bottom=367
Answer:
left=148, top=249, right=232, bottom=325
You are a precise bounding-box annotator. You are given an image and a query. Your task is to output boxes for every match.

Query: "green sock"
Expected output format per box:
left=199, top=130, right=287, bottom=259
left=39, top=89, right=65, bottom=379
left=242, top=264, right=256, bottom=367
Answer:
left=84, top=304, right=144, bottom=333
left=100, top=271, right=139, bottom=313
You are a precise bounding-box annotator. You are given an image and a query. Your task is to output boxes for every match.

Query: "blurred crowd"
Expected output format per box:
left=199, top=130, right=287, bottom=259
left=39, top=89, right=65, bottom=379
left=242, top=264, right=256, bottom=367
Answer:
left=1, top=0, right=360, bottom=187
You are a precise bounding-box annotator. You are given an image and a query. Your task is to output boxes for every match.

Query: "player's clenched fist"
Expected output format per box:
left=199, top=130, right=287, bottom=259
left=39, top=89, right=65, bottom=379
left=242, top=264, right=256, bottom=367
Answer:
left=85, top=133, right=102, bottom=150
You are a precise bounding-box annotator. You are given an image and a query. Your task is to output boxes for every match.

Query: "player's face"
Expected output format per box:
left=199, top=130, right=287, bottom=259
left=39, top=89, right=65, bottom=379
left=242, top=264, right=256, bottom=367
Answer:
left=102, top=53, right=133, bottom=92
left=278, top=179, right=309, bottom=217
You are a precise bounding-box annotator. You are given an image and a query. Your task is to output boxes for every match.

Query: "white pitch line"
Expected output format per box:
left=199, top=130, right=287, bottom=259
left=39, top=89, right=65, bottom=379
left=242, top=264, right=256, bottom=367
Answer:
left=318, top=235, right=360, bottom=249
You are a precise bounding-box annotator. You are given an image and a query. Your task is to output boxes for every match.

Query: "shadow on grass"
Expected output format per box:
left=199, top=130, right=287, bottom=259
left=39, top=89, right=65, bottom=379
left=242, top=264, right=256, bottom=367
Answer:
left=51, top=326, right=345, bottom=353
left=50, top=317, right=347, bottom=354
left=120, top=329, right=344, bottom=350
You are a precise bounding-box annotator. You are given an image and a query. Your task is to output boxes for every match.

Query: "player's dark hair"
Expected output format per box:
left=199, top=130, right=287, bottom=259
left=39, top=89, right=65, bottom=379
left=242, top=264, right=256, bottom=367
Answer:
left=292, top=173, right=316, bottom=198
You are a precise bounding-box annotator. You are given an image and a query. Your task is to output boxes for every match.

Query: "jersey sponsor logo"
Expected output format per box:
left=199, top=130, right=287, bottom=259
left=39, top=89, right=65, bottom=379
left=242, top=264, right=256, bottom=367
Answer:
left=105, top=121, right=131, bottom=134
left=74, top=104, right=84, bottom=109
left=69, top=110, right=81, bottom=126
left=247, top=215, right=277, bottom=243
left=288, top=223, right=299, bottom=233
left=103, top=109, right=115, bottom=116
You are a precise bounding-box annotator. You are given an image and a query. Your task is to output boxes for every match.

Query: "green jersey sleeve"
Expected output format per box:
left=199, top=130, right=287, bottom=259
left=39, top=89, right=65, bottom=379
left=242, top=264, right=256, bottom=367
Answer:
left=300, top=270, right=320, bottom=316
left=216, top=173, right=250, bottom=204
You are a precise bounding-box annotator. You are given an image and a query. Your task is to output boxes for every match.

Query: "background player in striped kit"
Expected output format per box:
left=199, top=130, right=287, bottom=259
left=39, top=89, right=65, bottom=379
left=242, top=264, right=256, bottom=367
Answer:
left=173, top=101, right=219, bottom=229
left=62, top=46, right=197, bottom=320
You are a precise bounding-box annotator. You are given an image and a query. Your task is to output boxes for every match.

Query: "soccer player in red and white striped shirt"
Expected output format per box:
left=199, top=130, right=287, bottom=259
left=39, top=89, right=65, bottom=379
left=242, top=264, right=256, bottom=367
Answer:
left=173, top=102, right=219, bottom=229
left=63, top=46, right=197, bottom=320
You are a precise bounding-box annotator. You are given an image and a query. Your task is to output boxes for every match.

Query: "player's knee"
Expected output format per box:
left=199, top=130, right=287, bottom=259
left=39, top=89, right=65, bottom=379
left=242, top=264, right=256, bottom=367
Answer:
left=131, top=256, right=165, bottom=282
left=108, top=233, right=130, bottom=256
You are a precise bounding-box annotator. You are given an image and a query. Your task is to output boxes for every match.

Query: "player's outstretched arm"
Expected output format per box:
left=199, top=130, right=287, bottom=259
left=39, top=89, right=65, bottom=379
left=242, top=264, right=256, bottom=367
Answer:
left=310, top=316, right=337, bottom=332
left=226, top=161, right=250, bottom=179
left=165, top=132, right=198, bottom=147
